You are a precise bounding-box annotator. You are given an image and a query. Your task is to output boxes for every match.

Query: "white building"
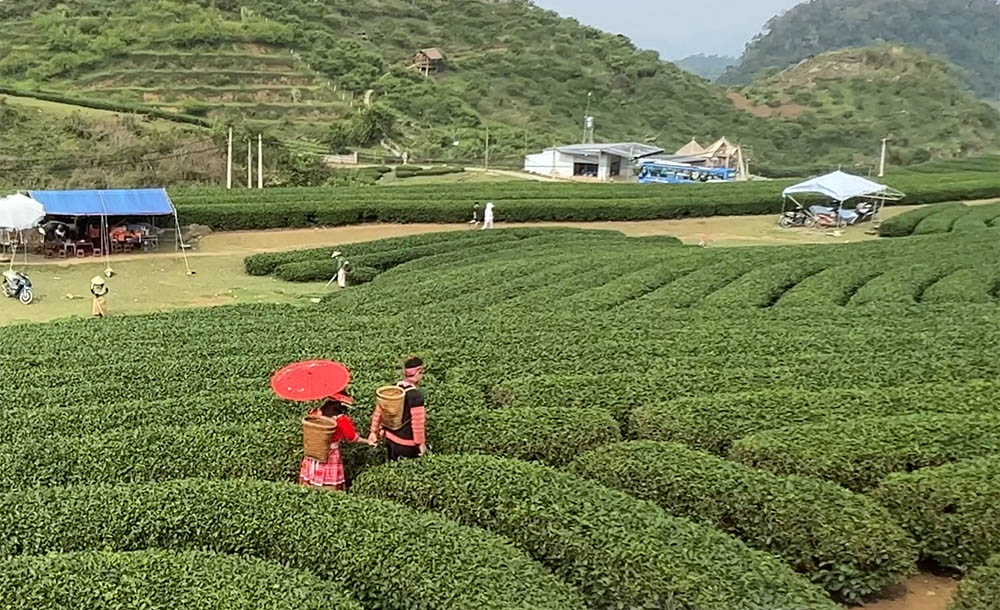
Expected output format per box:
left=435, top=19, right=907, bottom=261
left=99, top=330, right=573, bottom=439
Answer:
left=523, top=143, right=664, bottom=181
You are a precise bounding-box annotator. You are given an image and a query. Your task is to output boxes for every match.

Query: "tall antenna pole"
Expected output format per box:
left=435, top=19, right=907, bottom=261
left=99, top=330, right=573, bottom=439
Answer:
left=878, top=137, right=888, bottom=177
left=226, top=128, right=233, bottom=189
left=582, top=92, right=592, bottom=143
left=485, top=126, right=490, bottom=171
left=247, top=139, right=252, bottom=188
left=257, top=134, right=264, bottom=189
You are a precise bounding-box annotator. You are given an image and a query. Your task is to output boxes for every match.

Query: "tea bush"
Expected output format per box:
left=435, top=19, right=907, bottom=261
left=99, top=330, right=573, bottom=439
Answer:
left=874, top=455, right=1000, bottom=571
left=569, top=441, right=917, bottom=602
left=0, top=479, right=584, bottom=610
left=948, top=554, right=1000, bottom=610
left=731, top=413, right=1000, bottom=491
left=353, top=454, right=838, bottom=610
left=0, top=550, right=362, bottom=610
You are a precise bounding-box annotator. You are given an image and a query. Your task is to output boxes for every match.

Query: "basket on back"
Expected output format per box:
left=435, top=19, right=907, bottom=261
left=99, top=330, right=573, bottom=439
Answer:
left=302, top=416, right=339, bottom=462
left=376, top=385, right=407, bottom=430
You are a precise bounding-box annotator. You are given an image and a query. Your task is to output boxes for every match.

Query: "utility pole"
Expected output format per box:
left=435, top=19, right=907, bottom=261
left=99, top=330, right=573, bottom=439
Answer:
left=257, top=134, right=264, bottom=189
left=226, top=128, right=233, bottom=189
left=581, top=91, right=592, bottom=144
left=247, top=139, right=252, bottom=188
left=878, top=137, right=888, bottom=177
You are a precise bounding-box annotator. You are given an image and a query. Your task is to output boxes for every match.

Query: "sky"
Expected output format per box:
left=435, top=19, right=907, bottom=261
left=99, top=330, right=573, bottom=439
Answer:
left=532, top=0, right=805, bottom=60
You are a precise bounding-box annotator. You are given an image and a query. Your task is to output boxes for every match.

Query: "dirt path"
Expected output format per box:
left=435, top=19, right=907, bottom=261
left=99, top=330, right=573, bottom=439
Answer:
left=0, top=203, right=956, bottom=267
left=862, top=574, right=958, bottom=610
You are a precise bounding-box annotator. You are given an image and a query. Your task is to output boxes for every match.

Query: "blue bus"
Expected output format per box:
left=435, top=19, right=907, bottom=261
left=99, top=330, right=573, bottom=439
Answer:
left=637, top=161, right=735, bottom=184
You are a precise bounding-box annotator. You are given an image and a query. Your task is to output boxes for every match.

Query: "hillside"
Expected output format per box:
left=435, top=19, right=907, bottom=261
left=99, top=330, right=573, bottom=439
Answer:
left=675, top=54, right=736, bottom=81
left=732, top=46, right=999, bottom=167
left=720, top=0, right=1000, bottom=102
left=0, top=0, right=996, bottom=187
left=0, top=0, right=763, bottom=163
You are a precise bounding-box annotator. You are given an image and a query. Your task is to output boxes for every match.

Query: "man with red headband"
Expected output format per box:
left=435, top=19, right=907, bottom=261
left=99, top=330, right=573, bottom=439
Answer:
left=369, top=357, right=427, bottom=460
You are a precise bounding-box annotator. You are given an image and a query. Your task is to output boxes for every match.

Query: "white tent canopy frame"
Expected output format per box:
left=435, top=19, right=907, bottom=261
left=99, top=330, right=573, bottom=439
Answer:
left=781, top=170, right=905, bottom=227
left=0, top=193, right=46, bottom=269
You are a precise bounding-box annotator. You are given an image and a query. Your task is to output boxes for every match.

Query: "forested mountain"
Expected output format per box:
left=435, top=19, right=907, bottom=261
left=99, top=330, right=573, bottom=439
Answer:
left=675, top=55, right=736, bottom=81
left=0, top=0, right=759, bottom=164
left=721, top=0, right=1000, bottom=101
left=0, top=0, right=996, bottom=187
left=736, top=46, right=999, bottom=167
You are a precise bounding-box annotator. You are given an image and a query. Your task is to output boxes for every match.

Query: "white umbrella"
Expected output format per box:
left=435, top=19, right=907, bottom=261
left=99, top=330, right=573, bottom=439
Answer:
left=0, top=194, right=46, bottom=230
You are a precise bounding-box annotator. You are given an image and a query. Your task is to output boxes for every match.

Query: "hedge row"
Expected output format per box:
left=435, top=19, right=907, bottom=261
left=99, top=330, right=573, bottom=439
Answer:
left=395, top=165, right=464, bottom=178
left=874, top=455, right=1000, bottom=571
left=569, top=441, right=917, bottom=603
left=0, top=480, right=583, bottom=610
left=0, top=550, right=360, bottom=610
left=244, top=228, right=594, bottom=276
left=913, top=203, right=973, bottom=235
left=172, top=175, right=1000, bottom=231
left=879, top=202, right=1000, bottom=237
left=949, top=554, right=1000, bottom=610
left=0, top=86, right=212, bottom=127
left=731, top=413, right=1000, bottom=492
left=630, top=380, right=1000, bottom=453
left=353, top=454, right=838, bottom=610
left=0, top=405, right=618, bottom=490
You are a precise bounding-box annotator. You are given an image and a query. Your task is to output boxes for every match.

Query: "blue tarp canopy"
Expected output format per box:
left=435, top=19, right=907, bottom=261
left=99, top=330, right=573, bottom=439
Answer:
left=28, top=188, right=175, bottom=217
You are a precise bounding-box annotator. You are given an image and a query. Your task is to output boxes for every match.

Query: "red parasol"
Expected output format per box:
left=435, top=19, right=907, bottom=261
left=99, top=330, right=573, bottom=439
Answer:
left=270, top=360, right=350, bottom=402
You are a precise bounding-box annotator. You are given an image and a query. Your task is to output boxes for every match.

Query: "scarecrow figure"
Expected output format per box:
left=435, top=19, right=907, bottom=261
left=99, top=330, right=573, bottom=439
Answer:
left=90, top=276, right=109, bottom=318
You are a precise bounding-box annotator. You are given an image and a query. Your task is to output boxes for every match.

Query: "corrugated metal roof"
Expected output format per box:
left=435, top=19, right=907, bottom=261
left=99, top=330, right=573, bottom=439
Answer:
left=552, top=142, right=663, bottom=158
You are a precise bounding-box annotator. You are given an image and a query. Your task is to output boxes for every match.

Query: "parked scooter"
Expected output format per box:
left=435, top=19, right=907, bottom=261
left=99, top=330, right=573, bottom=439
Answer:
left=2, top=270, right=33, bottom=305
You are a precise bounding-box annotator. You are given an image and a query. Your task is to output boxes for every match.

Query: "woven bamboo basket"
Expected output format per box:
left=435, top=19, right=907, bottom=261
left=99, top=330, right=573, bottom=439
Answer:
left=302, top=416, right=338, bottom=462
left=376, top=386, right=406, bottom=430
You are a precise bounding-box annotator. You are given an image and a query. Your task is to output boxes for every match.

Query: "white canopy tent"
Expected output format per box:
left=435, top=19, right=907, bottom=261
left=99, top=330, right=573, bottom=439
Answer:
left=0, top=194, right=45, bottom=231
left=781, top=170, right=905, bottom=227
left=0, top=194, right=46, bottom=267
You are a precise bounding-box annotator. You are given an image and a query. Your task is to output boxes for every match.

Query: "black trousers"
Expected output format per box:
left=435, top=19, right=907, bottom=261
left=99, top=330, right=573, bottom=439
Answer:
left=386, top=440, right=421, bottom=461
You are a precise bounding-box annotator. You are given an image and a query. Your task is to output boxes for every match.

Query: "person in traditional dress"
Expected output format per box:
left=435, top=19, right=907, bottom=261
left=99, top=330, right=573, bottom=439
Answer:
left=368, top=356, right=427, bottom=460
left=90, top=276, right=109, bottom=318
left=299, top=393, right=368, bottom=490
left=481, top=202, right=495, bottom=230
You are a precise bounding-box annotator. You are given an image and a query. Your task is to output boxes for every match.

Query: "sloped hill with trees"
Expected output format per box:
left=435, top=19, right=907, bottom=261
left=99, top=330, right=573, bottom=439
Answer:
left=0, top=0, right=996, bottom=186
left=721, top=0, right=1000, bottom=102
left=734, top=46, right=999, bottom=167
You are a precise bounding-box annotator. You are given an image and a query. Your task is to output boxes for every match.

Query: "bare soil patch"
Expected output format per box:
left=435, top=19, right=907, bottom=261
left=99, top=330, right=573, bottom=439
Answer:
left=862, top=573, right=958, bottom=610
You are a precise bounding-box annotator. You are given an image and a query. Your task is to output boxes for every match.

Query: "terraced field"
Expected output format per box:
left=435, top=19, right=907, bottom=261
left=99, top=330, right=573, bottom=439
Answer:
left=3, top=226, right=1000, bottom=608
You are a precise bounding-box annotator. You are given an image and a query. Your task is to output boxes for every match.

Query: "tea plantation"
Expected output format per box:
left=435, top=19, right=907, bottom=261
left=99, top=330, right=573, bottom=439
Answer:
left=3, top=225, right=1000, bottom=608
left=169, top=163, right=1000, bottom=230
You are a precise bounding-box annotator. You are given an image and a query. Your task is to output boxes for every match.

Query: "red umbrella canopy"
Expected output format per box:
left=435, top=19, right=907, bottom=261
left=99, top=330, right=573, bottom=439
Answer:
left=270, top=360, right=350, bottom=402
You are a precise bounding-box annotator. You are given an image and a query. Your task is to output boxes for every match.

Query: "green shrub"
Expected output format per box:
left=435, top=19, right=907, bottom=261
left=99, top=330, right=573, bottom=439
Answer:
left=913, top=203, right=972, bottom=235
left=630, top=380, right=1000, bottom=453
left=0, top=405, right=614, bottom=485
left=948, top=554, right=1000, bottom=610
left=874, top=455, right=1000, bottom=571
left=0, top=390, right=280, bottom=444
left=731, top=413, right=1000, bottom=492
left=0, top=550, right=361, bottom=610
left=353, top=454, right=838, bottom=610
left=879, top=203, right=963, bottom=237
left=569, top=441, right=917, bottom=603
left=0, top=422, right=304, bottom=490
left=431, top=407, right=620, bottom=466
left=0, top=479, right=584, bottom=610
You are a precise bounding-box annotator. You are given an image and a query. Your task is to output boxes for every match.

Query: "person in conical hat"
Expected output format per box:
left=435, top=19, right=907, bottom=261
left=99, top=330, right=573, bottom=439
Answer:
left=90, top=276, right=109, bottom=318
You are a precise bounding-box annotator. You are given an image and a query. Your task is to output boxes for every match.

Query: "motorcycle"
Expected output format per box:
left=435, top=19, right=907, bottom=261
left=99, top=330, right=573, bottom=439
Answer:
left=2, top=270, right=34, bottom=305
